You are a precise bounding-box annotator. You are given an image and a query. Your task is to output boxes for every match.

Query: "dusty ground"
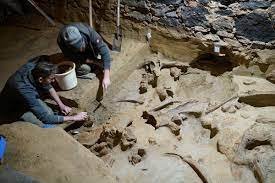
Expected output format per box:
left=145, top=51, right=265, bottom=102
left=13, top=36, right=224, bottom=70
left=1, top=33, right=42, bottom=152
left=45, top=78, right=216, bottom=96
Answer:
left=0, top=24, right=274, bottom=183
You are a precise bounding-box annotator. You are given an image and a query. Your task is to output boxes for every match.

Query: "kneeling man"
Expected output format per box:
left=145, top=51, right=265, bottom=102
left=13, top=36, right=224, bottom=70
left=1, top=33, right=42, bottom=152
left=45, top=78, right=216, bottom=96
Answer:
left=0, top=55, right=88, bottom=127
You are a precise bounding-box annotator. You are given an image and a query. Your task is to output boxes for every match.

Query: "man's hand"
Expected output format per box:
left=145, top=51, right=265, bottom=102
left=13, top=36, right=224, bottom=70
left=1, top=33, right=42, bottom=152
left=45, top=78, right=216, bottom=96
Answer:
left=73, top=112, right=88, bottom=121
left=60, top=104, right=72, bottom=115
left=102, top=77, right=111, bottom=91
left=102, top=69, right=111, bottom=91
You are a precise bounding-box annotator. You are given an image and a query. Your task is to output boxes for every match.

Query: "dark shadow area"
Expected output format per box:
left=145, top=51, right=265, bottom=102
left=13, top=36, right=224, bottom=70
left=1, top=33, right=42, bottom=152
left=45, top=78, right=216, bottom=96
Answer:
left=64, top=121, right=84, bottom=132
left=245, top=139, right=272, bottom=150
left=142, top=111, right=157, bottom=128
left=238, top=93, right=275, bottom=107
left=202, top=123, right=219, bottom=139
left=190, top=53, right=236, bottom=76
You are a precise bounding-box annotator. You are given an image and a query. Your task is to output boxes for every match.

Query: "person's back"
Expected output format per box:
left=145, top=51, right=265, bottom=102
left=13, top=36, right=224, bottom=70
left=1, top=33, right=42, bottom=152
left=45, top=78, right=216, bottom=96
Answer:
left=1, top=57, right=49, bottom=109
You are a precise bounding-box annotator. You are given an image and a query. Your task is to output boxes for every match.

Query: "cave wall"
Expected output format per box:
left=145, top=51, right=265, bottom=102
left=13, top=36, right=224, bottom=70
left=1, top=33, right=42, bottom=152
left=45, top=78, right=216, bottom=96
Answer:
left=2, top=0, right=275, bottom=64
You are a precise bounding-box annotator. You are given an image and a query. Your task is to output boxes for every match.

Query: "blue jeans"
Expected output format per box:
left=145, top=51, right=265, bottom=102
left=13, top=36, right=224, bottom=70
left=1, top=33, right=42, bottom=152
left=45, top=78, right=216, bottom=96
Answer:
left=20, top=99, right=54, bottom=127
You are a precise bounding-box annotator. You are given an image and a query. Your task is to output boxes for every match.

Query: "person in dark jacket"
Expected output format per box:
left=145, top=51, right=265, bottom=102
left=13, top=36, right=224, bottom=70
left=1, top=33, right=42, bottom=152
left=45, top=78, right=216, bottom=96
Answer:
left=57, top=22, right=111, bottom=90
left=0, top=55, right=88, bottom=127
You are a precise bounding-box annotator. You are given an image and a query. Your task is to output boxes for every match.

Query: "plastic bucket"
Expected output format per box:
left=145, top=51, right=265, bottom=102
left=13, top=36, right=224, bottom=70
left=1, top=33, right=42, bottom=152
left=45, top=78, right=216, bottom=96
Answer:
left=55, top=61, right=77, bottom=90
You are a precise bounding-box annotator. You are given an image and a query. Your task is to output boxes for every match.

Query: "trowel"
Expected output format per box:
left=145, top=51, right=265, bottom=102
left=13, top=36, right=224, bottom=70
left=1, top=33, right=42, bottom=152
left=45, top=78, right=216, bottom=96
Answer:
left=112, top=0, right=122, bottom=52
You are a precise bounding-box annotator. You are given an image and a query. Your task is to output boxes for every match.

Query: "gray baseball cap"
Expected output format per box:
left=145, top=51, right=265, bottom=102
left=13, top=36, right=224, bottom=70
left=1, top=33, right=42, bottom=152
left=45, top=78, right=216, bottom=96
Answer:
left=62, top=26, right=84, bottom=51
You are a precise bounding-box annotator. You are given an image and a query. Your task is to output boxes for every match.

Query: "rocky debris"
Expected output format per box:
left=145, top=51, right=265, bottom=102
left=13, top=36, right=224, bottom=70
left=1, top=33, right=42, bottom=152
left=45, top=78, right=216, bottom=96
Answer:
left=126, top=11, right=152, bottom=22
left=240, top=0, right=272, bottom=10
left=235, top=10, right=275, bottom=43
left=128, top=147, right=146, bottom=165
left=233, top=123, right=275, bottom=182
left=75, top=126, right=104, bottom=146
left=218, top=123, right=275, bottom=183
left=139, top=73, right=156, bottom=94
left=121, top=127, right=137, bottom=151
left=90, top=142, right=111, bottom=157
left=157, top=81, right=177, bottom=100
left=89, top=125, right=137, bottom=156
left=217, top=31, right=234, bottom=38
left=180, top=5, right=209, bottom=28
left=211, top=16, right=234, bottom=32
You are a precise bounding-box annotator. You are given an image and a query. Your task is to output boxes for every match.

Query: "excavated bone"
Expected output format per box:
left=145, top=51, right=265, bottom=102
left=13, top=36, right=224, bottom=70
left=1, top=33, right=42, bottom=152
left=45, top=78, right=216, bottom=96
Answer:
left=243, top=79, right=256, bottom=85
left=149, top=98, right=184, bottom=112
left=205, top=95, right=238, bottom=114
left=157, top=122, right=181, bottom=136
left=140, top=59, right=189, bottom=72
left=160, top=61, right=189, bottom=70
left=116, top=99, right=144, bottom=105
left=170, top=67, right=181, bottom=80
left=140, top=59, right=161, bottom=77
left=142, top=111, right=182, bottom=136
left=164, top=153, right=212, bottom=183
left=169, top=100, right=207, bottom=117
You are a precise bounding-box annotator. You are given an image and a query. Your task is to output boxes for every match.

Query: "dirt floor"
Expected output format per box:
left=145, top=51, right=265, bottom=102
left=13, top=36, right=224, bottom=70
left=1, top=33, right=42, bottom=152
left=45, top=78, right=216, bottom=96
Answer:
left=0, top=24, right=274, bottom=183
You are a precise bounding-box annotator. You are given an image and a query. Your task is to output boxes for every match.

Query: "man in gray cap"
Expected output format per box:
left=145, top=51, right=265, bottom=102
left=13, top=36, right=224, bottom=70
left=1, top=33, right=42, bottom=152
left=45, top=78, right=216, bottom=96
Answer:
left=57, top=22, right=111, bottom=90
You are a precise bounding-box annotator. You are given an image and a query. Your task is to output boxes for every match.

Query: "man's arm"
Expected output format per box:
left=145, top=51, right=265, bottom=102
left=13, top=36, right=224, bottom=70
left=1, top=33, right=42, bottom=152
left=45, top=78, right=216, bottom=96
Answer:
left=48, top=88, right=71, bottom=115
left=20, top=90, right=88, bottom=124
left=89, top=28, right=112, bottom=90
left=21, top=90, right=64, bottom=124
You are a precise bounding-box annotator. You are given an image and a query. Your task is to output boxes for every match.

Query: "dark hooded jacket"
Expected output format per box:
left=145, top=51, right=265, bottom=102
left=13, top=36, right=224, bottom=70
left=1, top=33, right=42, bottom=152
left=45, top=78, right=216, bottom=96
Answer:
left=57, top=22, right=111, bottom=70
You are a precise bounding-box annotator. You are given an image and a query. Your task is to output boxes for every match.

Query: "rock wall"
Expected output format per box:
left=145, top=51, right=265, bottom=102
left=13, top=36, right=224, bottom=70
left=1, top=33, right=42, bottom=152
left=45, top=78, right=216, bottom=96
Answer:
left=9, top=0, right=275, bottom=65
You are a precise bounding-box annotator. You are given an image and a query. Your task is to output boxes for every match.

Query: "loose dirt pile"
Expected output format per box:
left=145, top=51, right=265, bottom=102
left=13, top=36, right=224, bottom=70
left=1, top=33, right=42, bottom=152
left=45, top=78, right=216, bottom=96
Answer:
left=0, top=122, right=118, bottom=183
